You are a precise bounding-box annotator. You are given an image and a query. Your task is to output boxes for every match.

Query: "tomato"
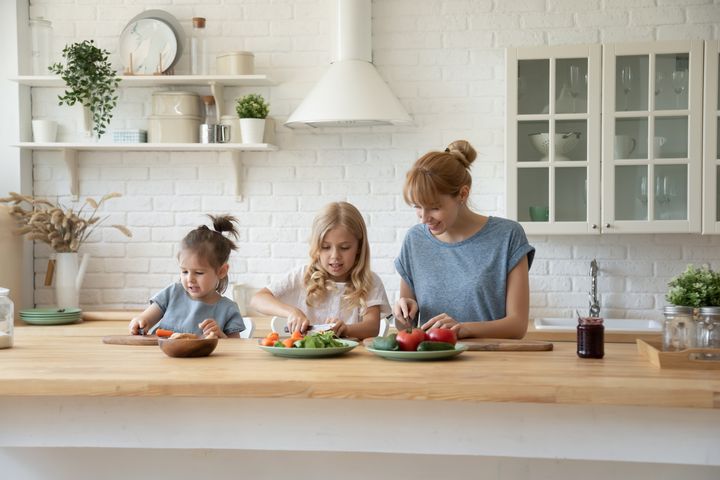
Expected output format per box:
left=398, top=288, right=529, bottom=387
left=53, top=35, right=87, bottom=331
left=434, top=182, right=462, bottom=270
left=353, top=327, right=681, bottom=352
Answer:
left=426, top=327, right=457, bottom=345
left=396, top=328, right=427, bottom=351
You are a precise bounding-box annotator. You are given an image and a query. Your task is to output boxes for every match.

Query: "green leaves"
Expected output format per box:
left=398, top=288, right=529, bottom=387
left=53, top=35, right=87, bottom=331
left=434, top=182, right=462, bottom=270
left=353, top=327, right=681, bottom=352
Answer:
left=235, top=93, right=269, bottom=119
left=295, top=331, right=344, bottom=349
left=49, top=40, right=121, bottom=139
left=666, top=264, right=720, bottom=307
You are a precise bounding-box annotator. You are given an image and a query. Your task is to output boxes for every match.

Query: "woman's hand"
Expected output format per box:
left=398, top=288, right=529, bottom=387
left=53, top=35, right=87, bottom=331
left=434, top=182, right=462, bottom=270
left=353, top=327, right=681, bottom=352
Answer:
left=393, top=297, right=418, bottom=329
left=199, top=318, right=225, bottom=338
left=287, top=308, right=310, bottom=334
left=327, top=318, right=348, bottom=338
left=423, top=313, right=473, bottom=339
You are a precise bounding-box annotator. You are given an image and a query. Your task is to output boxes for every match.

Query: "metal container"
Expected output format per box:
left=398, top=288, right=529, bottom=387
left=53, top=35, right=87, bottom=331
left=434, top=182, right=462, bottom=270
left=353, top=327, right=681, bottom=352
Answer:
left=199, top=124, right=230, bottom=144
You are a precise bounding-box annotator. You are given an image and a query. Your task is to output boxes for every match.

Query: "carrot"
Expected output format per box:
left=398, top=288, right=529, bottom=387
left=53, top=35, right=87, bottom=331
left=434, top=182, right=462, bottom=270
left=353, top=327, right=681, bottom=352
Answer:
left=282, top=338, right=296, bottom=348
left=156, top=328, right=174, bottom=338
left=290, top=330, right=304, bottom=341
left=266, top=332, right=279, bottom=342
left=261, top=338, right=275, bottom=346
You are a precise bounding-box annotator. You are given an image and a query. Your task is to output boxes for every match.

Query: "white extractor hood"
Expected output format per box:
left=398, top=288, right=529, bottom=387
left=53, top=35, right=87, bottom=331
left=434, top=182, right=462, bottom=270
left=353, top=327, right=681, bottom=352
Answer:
left=284, top=0, right=411, bottom=128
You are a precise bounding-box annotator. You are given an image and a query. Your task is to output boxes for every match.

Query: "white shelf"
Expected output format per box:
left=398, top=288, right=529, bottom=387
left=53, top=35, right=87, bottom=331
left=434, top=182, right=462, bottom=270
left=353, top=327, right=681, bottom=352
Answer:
left=16, top=142, right=278, bottom=201
left=11, top=74, right=275, bottom=88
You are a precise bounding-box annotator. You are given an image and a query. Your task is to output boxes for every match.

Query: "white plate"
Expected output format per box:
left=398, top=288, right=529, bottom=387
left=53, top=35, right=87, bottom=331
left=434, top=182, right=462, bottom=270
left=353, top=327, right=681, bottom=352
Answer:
left=534, top=318, right=662, bottom=332
left=120, top=18, right=178, bottom=74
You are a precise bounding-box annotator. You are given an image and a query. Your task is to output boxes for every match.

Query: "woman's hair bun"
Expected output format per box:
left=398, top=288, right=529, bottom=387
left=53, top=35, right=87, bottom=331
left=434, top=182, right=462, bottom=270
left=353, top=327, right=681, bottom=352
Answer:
left=445, top=140, right=477, bottom=168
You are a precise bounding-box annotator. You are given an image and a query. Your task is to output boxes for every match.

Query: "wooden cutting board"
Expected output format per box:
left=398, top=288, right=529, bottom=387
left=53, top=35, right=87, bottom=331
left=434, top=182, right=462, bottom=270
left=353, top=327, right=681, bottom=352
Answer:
left=102, top=335, right=159, bottom=346
left=363, top=337, right=553, bottom=351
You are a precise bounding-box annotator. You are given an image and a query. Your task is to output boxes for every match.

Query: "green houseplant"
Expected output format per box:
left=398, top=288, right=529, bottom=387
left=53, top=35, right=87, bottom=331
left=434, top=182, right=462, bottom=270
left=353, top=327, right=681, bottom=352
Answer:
left=235, top=93, right=269, bottom=144
left=49, top=40, right=121, bottom=139
left=666, top=264, right=720, bottom=308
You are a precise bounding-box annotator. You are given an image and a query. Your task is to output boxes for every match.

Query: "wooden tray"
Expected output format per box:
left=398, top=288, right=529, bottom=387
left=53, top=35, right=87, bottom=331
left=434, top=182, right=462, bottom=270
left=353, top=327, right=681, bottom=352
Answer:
left=636, top=339, right=720, bottom=369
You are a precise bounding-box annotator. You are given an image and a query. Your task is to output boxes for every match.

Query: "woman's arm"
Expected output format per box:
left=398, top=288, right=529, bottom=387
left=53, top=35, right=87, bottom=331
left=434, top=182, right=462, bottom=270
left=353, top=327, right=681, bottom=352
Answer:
left=336, top=305, right=381, bottom=340
left=425, top=256, right=530, bottom=339
left=129, top=303, right=164, bottom=335
left=249, top=287, right=309, bottom=332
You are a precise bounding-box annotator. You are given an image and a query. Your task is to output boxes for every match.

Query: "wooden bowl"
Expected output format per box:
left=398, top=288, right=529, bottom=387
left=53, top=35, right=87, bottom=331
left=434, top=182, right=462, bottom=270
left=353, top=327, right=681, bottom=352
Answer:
left=158, top=337, right=218, bottom=358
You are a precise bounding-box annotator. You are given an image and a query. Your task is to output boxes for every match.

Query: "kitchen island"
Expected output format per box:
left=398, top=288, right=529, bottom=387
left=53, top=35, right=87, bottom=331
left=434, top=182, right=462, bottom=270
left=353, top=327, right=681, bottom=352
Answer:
left=1, top=321, right=719, bottom=479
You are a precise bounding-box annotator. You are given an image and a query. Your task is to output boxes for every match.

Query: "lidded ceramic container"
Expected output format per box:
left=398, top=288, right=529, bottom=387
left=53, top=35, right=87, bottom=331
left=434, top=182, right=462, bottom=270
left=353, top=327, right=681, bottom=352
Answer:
left=216, top=51, right=254, bottom=75
left=151, top=91, right=201, bottom=117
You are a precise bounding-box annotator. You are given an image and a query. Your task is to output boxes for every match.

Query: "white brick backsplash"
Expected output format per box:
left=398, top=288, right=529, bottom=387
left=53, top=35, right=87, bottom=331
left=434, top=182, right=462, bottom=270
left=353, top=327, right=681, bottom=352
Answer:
left=22, top=0, right=720, bottom=318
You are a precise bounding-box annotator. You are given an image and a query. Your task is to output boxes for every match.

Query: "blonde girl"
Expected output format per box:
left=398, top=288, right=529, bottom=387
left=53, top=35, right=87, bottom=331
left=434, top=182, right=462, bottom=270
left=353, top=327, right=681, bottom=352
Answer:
left=129, top=214, right=245, bottom=338
left=394, top=140, right=535, bottom=339
left=250, top=202, right=390, bottom=339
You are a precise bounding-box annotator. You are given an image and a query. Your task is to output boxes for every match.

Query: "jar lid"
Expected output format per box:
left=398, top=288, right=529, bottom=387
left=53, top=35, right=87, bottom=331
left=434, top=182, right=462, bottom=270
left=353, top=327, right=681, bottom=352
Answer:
left=663, top=305, right=694, bottom=314
left=192, top=17, right=206, bottom=28
left=152, top=91, right=198, bottom=97
left=699, top=306, right=720, bottom=314
left=0, top=287, right=9, bottom=296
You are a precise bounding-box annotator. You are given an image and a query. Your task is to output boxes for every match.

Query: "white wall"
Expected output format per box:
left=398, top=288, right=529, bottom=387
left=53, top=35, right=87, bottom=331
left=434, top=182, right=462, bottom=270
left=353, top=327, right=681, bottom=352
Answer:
left=20, top=0, right=720, bottom=320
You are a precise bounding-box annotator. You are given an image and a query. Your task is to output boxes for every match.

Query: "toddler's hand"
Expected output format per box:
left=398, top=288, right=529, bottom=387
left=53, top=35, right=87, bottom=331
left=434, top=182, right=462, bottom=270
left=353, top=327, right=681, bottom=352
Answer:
left=393, top=298, right=418, bottom=329
left=129, top=317, right=146, bottom=335
left=287, top=309, right=310, bottom=333
left=199, top=318, right=224, bottom=338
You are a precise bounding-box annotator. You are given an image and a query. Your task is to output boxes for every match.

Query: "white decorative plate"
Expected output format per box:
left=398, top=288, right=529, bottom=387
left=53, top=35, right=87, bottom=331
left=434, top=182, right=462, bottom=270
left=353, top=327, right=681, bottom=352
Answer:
left=120, top=18, right=178, bottom=74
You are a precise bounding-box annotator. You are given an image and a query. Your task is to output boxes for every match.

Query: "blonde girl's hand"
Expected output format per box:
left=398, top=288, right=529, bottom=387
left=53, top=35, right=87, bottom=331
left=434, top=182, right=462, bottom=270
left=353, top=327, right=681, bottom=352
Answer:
left=287, top=309, right=310, bottom=334
left=327, top=318, right=347, bottom=338
left=423, top=313, right=459, bottom=332
left=393, top=297, right=418, bottom=330
left=129, top=316, right=146, bottom=335
left=199, top=318, right=224, bottom=338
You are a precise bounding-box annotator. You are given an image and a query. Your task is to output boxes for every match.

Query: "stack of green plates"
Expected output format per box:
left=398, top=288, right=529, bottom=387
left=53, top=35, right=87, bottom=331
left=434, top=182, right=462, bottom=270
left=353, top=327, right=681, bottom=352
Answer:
left=20, top=308, right=82, bottom=325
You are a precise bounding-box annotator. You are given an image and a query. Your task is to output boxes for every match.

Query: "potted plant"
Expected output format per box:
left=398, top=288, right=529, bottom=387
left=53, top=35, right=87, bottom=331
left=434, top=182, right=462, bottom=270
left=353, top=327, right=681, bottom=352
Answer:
left=666, top=264, right=720, bottom=309
left=0, top=192, right=131, bottom=308
left=235, top=93, right=269, bottom=144
left=49, top=40, right=121, bottom=140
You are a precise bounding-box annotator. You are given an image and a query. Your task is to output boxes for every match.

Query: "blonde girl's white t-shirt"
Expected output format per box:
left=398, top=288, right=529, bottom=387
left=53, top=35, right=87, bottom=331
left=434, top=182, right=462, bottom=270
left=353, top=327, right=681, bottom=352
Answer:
left=267, top=265, right=391, bottom=325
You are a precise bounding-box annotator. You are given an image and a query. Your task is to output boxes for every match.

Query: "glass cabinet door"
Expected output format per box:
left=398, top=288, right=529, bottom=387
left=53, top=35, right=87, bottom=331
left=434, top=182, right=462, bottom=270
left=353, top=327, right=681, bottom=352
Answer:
left=602, top=41, right=702, bottom=233
left=703, top=40, right=720, bottom=233
left=507, top=45, right=601, bottom=234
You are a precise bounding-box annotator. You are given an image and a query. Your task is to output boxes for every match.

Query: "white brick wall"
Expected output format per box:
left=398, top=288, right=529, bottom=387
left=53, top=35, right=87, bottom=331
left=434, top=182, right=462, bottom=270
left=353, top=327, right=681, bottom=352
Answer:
left=23, top=0, right=720, bottom=321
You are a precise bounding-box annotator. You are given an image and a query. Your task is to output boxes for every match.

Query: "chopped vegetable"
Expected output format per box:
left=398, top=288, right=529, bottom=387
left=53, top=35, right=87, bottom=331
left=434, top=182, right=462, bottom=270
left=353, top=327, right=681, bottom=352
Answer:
left=156, top=329, right=173, bottom=338
left=294, top=331, right=344, bottom=349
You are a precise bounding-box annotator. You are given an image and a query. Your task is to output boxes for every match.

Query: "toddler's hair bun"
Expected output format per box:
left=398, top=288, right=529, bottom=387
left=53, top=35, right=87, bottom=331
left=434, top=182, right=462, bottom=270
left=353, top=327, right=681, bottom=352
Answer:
left=445, top=140, right=477, bottom=168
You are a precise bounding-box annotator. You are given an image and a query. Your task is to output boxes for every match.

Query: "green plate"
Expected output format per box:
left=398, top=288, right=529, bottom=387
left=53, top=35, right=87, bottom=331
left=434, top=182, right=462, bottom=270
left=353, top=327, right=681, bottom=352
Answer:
left=20, top=315, right=82, bottom=326
left=366, top=342, right=469, bottom=361
left=20, top=308, right=82, bottom=317
left=258, top=339, right=359, bottom=358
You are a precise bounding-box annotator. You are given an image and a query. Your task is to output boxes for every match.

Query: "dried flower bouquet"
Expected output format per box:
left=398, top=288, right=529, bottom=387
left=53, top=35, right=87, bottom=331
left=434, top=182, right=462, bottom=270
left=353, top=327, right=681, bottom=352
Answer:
left=0, top=192, right=132, bottom=252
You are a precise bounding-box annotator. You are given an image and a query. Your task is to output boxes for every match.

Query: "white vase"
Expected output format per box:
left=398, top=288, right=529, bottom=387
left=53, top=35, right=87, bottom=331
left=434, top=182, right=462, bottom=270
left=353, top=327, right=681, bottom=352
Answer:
left=54, top=252, right=89, bottom=309
left=239, top=118, right=265, bottom=144
left=81, top=106, right=94, bottom=140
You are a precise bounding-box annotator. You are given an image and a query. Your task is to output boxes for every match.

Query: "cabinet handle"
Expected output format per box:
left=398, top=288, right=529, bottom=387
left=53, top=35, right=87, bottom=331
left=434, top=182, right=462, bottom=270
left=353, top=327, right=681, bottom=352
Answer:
left=605, top=223, right=610, bottom=228
left=591, top=224, right=597, bottom=229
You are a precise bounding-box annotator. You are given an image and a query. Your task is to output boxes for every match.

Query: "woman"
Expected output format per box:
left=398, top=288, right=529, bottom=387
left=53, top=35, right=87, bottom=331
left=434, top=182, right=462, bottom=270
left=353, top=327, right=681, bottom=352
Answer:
left=393, top=140, right=535, bottom=339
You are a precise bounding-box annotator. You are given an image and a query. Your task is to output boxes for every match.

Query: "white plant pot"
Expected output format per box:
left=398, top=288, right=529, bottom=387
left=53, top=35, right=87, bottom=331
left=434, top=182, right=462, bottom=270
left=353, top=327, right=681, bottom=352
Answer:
left=54, top=252, right=89, bottom=309
left=239, top=118, right=265, bottom=144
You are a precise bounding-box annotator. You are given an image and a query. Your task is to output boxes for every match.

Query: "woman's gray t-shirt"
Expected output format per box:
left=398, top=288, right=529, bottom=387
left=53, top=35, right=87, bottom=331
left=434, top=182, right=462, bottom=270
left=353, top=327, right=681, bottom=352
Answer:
left=151, top=283, right=245, bottom=336
left=394, top=216, right=534, bottom=325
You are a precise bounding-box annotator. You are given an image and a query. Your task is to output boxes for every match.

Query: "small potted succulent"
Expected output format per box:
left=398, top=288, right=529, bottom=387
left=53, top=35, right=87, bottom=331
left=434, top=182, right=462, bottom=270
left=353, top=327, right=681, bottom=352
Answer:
left=235, top=93, right=269, bottom=144
left=49, top=40, right=121, bottom=140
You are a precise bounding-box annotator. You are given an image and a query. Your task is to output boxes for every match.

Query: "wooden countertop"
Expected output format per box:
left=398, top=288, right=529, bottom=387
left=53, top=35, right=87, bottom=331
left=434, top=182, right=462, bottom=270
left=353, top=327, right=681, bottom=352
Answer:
left=2, top=320, right=718, bottom=409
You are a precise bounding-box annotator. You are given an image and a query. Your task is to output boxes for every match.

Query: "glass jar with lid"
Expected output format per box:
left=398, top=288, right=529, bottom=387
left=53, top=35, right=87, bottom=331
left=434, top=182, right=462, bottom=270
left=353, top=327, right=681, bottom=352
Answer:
left=698, top=307, right=720, bottom=355
left=29, top=17, right=53, bottom=75
left=0, top=287, right=14, bottom=349
left=662, top=305, right=695, bottom=351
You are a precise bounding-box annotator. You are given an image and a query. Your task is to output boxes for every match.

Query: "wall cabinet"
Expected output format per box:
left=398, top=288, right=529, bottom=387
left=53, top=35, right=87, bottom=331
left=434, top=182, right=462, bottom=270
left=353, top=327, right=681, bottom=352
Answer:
left=506, top=40, right=705, bottom=234
left=704, top=40, right=720, bottom=234
left=11, top=75, right=278, bottom=201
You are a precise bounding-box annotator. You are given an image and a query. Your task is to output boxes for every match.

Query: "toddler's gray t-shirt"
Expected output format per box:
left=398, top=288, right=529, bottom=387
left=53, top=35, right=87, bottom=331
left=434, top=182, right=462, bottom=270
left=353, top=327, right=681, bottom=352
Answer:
left=394, top=216, right=534, bottom=325
left=151, top=283, right=245, bottom=335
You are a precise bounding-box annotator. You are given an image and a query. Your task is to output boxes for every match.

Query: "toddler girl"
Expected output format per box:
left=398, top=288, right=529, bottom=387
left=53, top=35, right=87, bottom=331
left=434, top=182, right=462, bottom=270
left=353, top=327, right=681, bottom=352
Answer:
left=250, top=202, right=390, bottom=339
left=129, top=214, right=245, bottom=338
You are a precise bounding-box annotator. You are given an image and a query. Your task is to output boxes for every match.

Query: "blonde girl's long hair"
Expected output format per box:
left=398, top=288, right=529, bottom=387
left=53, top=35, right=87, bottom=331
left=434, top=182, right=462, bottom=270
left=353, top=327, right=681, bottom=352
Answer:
left=403, top=139, right=477, bottom=207
left=304, top=202, right=372, bottom=310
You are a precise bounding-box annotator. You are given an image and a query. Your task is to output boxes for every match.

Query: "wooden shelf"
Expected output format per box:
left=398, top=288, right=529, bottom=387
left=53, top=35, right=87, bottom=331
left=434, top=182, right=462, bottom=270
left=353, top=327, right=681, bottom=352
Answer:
left=11, top=74, right=275, bottom=88
left=16, top=142, right=278, bottom=201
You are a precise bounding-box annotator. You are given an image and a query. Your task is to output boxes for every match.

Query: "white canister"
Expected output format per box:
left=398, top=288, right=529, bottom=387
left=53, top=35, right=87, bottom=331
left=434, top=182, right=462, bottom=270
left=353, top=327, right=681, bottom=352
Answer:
left=148, top=116, right=201, bottom=143
left=32, top=119, right=58, bottom=142
left=216, top=51, right=254, bottom=75
left=0, top=287, right=14, bottom=349
left=220, top=115, right=241, bottom=143
left=151, top=91, right=201, bottom=117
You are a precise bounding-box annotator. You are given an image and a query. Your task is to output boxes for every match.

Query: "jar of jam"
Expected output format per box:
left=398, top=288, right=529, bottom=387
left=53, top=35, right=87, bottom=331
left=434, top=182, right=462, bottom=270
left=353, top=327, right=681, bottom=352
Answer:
left=577, top=316, right=604, bottom=359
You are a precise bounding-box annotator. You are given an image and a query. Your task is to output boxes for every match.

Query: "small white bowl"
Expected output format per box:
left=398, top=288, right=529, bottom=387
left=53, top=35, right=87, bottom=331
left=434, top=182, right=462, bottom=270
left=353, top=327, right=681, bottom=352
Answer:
left=529, top=132, right=581, bottom=160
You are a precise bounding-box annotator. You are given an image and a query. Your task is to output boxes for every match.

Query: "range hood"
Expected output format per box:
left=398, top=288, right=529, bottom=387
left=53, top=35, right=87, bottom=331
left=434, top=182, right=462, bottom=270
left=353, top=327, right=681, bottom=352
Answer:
left=284, top=0, right=411, bottom=128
